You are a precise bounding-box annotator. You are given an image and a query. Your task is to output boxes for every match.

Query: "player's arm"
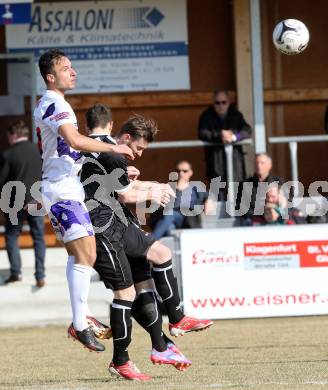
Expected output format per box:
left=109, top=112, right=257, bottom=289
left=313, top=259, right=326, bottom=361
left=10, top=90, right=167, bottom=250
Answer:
left=131, top=180, right=157, bottom=191
left=117, top=183, right=150, bottom=204
left=102, top=154, right=174, bottom=206
left=118, top=181, right=174, bottom=207
left=59, top=123, right=134, bottom=160
left=132, top=180, right=175, bottom=197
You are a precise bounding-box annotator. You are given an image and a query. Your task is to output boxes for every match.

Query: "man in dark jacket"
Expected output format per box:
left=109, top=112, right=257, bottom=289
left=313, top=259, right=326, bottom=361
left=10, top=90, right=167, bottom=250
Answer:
left=0, top=120, right=46, bottom=287
left=198, top=90, right=252, bottom=196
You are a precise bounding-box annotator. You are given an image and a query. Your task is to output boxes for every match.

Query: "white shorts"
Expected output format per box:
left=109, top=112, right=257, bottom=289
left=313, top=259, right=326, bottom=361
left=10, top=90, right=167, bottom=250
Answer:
left=42, top=176, right=94, bottom=243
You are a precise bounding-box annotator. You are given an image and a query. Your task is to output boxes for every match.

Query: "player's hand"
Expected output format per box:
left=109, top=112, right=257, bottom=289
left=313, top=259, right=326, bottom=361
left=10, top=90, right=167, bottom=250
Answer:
left=159, top=183, right=176, bottom=199
left=110, top=144, right=134, bottom=160
left=127, top=166, right=140, bottom=181
left=151, top=184, right=173, bottom=207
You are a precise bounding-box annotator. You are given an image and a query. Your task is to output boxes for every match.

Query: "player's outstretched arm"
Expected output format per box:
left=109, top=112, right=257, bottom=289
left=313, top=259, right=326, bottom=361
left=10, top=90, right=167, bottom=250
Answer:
left=59, top=124, right=134, bottom=160
left=133, top=181, right=175, bottom=198
left=118, top=181, right=174, bottom=207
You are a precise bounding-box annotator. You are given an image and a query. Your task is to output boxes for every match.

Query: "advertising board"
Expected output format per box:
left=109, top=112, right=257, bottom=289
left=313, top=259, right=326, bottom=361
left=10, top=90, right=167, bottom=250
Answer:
left=6, top=0, right=189, bottom=94
left=180, top=225, right=328, bottom=318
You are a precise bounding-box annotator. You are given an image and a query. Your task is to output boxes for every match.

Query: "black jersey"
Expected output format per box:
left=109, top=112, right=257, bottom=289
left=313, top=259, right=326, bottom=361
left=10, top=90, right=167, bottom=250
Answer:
left=81, top=135, right=155, bottom=291
left=80, top=134, right=137, bottom=228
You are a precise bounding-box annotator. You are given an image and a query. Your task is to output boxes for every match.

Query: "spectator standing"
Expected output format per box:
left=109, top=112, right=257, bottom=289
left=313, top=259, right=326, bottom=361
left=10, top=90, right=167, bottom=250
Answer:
left=198, top=89, right=252, bottom=198
left=151, top=160, right=209, bottom=239
left=0, top=120, right=46, bottom=287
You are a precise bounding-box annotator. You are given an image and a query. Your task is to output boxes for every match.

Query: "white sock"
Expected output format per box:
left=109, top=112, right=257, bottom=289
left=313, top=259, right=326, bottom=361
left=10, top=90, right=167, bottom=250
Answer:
left=66, top=259, right=92, bottom=331
left=67, top=256, right=93, bottom=321
left=67, top=256, right=93, bottom=320
left=85, top=305, right=92, bottom=316
left=66, top=255, right=75, bottom=281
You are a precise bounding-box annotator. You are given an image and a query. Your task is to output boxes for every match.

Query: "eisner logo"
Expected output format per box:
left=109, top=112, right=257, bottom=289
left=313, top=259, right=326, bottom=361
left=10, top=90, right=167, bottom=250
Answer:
left=244, top=242, right=298, bottom=256
left=192, top=249, right=240, bottom=265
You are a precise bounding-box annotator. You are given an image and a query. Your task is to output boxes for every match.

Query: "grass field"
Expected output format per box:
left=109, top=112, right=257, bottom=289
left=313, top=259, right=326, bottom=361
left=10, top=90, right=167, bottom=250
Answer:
left=1, top=316, right=328, bottom=390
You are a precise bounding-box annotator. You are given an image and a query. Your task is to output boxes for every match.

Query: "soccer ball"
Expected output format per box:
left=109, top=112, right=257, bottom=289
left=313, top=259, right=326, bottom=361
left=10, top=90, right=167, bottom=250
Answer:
left=272, top=19, right=309, bottom=55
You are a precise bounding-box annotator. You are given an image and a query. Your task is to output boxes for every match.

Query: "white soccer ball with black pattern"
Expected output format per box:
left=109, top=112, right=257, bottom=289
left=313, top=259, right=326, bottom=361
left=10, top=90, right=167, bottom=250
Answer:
left=272, top=19, right=309, bottom=55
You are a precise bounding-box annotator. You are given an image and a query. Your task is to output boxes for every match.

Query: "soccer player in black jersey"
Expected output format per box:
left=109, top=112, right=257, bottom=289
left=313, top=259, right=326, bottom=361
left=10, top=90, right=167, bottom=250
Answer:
left=80, top=104, right=213, bottom=381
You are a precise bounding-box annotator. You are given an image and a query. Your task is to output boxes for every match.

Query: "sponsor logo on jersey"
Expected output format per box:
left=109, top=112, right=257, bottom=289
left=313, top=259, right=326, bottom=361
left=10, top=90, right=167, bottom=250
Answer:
left=51, top=112, right=71, bottom=122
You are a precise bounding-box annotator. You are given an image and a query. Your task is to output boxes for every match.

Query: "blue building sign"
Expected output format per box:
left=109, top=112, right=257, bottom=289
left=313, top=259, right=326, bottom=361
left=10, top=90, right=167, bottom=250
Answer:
left=0, top=3, right=31, bottom=25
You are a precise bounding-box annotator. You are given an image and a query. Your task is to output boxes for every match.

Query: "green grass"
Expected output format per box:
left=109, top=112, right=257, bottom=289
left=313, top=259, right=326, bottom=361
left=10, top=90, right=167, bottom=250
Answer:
left=1, top=316, right=328, bottom=390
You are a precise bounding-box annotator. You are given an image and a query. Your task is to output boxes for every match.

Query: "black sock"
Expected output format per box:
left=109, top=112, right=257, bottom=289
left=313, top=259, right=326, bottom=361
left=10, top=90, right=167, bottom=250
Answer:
left=110, top=299, right=132, bottom=366
left=152, top=260, right=184, bottom=324
left=131, top=290, right=167, bottom=352
left=163, top=332, right=174, bottom=345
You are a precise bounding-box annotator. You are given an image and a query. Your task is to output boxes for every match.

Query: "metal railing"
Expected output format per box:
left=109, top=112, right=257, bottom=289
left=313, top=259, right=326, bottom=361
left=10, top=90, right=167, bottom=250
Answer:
left=268, top=135, right=328, bottom=196
left=149, top=139, right=253, bottom=205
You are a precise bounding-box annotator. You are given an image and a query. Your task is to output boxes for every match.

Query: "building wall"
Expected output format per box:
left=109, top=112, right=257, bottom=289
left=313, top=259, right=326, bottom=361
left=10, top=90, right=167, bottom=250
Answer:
left=77, top=0, right=236, bottom=183
left=262, top=0, right=328, bottom=189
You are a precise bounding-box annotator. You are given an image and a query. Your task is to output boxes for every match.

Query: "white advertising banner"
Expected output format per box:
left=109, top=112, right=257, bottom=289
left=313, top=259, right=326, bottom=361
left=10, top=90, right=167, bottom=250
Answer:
left=5, top=0, right=189, bottom=94
left=180, top=224, right=328, bottom=319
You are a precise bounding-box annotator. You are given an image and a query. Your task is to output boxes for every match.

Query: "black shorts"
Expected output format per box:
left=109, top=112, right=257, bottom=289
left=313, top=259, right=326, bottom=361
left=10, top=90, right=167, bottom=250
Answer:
left=94, top=220, right=156, bottom=291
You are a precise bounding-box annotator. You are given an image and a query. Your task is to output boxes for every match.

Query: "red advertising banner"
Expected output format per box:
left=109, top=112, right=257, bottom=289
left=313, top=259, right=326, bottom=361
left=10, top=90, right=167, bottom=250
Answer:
left=244, top=240, right=328, bottom=268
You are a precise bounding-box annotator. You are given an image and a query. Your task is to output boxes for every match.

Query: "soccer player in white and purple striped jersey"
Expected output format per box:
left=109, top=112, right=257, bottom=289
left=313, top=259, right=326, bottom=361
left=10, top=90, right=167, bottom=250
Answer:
left=34, top=49, right=133, bottom=351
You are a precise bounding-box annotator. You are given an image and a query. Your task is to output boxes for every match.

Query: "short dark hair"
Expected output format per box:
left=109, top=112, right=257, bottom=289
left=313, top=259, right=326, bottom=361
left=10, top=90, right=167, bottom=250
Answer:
left=175, top=160, right=192, bottom=170
left=85, top=103, right=113, bottom=130
left=7, top=120, right=29, bottom=138
left=213, top=89, right=229, bottom=98
left=38, top=49, right=66, bottom=83
left=117, top=114, right=158, bottom=143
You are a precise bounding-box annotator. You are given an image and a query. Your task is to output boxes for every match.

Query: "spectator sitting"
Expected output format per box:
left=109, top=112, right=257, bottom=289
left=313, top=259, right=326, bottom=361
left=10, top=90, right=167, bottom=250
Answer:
left=198, top=89, right=252, bottom=199
left=151, top=160, right=209, bottom=239
left=237, top=152, right=284, bottom=219
left=246, top=184, right=305, bottom=226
